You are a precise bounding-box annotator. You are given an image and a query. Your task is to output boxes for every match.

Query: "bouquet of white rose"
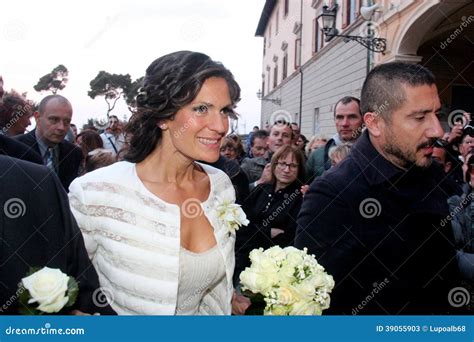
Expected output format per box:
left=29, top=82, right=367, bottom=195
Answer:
left=18, top=267, right=78, bottom=315
left=240, top=246, right=335, bottom=315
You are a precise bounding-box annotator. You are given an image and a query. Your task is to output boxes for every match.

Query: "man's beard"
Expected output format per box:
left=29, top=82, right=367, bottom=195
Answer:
left=383, top=136, right=436, bottom=170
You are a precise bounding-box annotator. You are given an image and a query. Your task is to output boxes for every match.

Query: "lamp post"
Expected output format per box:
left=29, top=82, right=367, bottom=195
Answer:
left=317, top=4, right=387, bottom=54
left=256, top=89, right=281, bottom=106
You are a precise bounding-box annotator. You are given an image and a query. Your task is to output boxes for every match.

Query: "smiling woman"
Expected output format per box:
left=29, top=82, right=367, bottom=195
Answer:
left=68, top=51, right=248, bottom=315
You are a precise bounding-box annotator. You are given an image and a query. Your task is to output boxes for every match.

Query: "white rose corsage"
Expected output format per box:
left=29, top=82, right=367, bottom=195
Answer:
left=18, top=267, right=78, bottom=315
left=215, top=196, right=249, bottom=235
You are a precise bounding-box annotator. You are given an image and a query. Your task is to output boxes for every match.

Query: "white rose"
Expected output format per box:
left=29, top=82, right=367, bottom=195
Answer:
left=265, top=246, right=285, bottom=261
left=278, top=263, right=295, bottom=286
left=276, top=286, right=297, bottom=306
left=240, top=268, right=278, bottom=294
left=21, top=267, right=70, bottom=313
left=264, top=304, right=289, bottom=315
left=290, top=300, right=321, bottom=315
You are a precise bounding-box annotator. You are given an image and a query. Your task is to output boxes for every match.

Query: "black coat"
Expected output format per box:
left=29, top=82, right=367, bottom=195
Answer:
left=15, top=130, right=82, bottom=191
left=0, top=134, right=43, bottom=164
left=235, top=181, right=302, bottom=285
left=203, top=156, right=250, bottom=205
left=0, top=155, right=115, bottom=315
left=295, top=130, right=463, bottom=315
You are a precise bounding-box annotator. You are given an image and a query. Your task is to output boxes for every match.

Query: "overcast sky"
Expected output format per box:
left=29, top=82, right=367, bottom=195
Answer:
left=1, top=0, right=265, bottom=133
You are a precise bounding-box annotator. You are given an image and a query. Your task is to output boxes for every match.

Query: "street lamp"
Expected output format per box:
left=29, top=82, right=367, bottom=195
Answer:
left=317, top=4, right=387, bottom=54
left=256, top=89, right=281, bottom=106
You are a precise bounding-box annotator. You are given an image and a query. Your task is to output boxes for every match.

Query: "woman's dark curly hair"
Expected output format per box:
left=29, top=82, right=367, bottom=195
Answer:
left=124, top=51, right=241, bottom=163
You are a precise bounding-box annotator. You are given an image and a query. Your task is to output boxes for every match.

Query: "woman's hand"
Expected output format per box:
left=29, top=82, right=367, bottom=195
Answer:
left=300, top=184, right=309, bottom=196
left=255, top=164, right=272, bottom=186
left=232, top=291, right=251, bottom=315
left=70, top=310, right=100, bottom=316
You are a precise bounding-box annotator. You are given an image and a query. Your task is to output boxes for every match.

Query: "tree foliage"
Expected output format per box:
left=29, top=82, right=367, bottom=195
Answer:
left=124, top=76, right=143, bottom=111
left=88, top=71, right=132, bottom=117
left=33, top=64, right=68, bottom=94
left=81, top=117, right=107, bottom=131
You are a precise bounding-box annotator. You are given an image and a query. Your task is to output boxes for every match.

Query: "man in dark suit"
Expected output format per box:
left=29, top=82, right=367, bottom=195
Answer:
left=0, top=154, right=115, bottom=314
left=0, top=134, right=43, bottom=164
left=15, top=95, right=82, bottom=191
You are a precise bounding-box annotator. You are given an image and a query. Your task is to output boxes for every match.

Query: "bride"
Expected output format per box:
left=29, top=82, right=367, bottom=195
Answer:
left=68, top=51, right=247, bottom=315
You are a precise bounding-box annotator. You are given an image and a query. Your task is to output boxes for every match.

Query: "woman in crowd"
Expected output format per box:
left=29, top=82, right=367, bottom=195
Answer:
left=234, top=145, right=305, bottom=284
left=328, top=142, right=352, bottom=167
left=0, top=91, right=33, bottom=136
left=76, top=129, right=104, bottom=175
left=220, top=136, right=238, bottom=160
left=448, top=154, right=474, bottom=282
left=69, top=51, right=246, bottom=315
left=305, top=134, right=327, bottom=157
left=227, top=133, right=245, bottom=162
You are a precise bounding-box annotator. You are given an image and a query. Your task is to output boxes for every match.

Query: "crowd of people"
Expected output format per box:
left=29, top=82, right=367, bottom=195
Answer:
left=0, top=53, right=472, bottom=315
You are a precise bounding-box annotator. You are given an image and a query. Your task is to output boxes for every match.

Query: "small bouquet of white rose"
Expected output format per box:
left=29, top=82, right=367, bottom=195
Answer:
left=240, top=246, right=335, bottom=315
left=18, top=267, right=78, bottom=315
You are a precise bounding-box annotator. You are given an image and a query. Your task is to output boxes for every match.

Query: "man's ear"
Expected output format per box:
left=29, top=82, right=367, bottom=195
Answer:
left=364, top=112, right=382, bottom=137
left=33, top=111, right=40, bottom=122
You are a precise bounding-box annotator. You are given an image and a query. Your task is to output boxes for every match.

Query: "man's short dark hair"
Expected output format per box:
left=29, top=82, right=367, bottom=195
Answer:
left=38, top=94, right=70, bottom=114
left=250, top=129, right=269, bottom=147
left=270, top=120, right=294, bottom=140
left=109, top=115, right=119, bottom=121
left=333, top=96, right=361, bottom=117
left=361, top=62, right=436, bottom=121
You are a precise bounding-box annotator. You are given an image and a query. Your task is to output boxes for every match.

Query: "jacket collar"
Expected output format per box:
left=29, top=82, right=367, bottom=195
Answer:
left=351, top=130, right=406, bottom=186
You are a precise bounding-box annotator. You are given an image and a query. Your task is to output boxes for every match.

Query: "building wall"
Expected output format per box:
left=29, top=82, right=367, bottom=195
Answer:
left=261, top=37, right=367, bottom=138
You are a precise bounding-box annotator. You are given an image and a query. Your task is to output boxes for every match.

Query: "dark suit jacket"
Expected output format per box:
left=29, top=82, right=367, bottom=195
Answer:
left=0, top=155, right=115, bottom=315
left=0, top=134, right=43, bottom=164
left=15, top=130, right=83, bottom=191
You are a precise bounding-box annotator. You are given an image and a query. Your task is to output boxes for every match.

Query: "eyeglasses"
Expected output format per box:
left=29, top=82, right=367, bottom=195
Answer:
left=276, top=161, right=298, bottom=170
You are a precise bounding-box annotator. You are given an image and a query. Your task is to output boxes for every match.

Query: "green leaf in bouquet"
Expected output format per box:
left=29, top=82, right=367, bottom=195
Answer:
left=17, top=283, right=41, bottom=315
left=66, top=277, right=79, bottom=307
left=242, top=290, right=266, bottom=315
